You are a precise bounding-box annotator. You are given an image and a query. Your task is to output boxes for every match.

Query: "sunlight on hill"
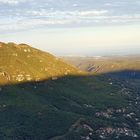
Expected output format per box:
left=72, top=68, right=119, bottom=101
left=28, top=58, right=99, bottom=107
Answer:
left=0, top=42, right=83, bottom=85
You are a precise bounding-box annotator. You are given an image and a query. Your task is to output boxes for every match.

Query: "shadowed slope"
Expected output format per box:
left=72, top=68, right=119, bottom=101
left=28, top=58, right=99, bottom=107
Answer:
left=0, top=71, right=140, bottom=140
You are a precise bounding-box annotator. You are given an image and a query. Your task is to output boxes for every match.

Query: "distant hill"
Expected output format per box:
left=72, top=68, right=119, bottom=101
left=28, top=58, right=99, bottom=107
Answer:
left=0, top=42, right=82, bottom=85
left=62, top=56, right=140, bottom=73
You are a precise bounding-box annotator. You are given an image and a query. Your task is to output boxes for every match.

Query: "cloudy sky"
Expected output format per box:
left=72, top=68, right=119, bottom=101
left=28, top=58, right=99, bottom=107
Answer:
left=0, top=0, right=140, bottom=56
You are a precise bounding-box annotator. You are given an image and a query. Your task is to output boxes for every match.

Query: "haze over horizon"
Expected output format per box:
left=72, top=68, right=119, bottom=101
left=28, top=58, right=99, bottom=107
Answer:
left=0, top=0, right=140, bottom=56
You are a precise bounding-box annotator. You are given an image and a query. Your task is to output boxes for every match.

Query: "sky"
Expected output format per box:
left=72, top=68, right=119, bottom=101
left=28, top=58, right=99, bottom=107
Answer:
left=0, top=0, right=140, bottom=56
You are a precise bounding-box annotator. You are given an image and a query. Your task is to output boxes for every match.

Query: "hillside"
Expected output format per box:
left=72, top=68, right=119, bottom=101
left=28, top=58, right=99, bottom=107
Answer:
left=62, top=56, right=140, bottom=73
left=0, top=42, right=81, bottom=85
left=0, top=43, right=140, bottom=140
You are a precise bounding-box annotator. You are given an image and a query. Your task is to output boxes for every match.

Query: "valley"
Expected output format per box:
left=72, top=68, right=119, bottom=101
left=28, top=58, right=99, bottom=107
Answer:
left=0, top=43, right=140, bottom=140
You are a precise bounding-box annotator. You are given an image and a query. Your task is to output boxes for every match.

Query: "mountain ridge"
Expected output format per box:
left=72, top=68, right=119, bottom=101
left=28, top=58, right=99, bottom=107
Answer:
left=0, top=42, right=83, bottom=85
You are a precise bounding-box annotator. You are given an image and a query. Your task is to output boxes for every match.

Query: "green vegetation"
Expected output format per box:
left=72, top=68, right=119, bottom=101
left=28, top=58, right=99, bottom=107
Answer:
left=0, top=42, right=140, bottom=139
left=0, top=75, right=130, bottom=140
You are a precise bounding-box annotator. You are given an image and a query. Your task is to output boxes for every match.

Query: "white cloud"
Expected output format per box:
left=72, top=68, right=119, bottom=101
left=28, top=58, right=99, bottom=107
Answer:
left=73, top=4, right=78, bottom=7
left=0, top=0, right=31, bottom=5
left=0, top=18, right=72, bottom=32
left=1, top=10, right=140, bottom=33
left=78, top=10, right=108, bottom=16
left=26, top=9, right=108, bottom=18
left=0, top=0, right=140, bottom=33
left=104, top=3, right=113, bottom=6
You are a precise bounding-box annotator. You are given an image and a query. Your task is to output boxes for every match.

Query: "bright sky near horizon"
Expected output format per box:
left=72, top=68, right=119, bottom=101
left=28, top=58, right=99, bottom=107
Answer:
left=0, top=0, right=140, bottom=56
